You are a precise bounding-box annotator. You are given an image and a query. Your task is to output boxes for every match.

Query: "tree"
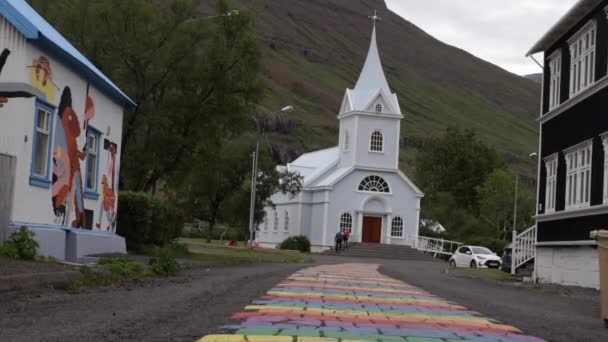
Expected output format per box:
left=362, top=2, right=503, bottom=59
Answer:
left=416, top=127, right=503, bottom=211
left=29, top=0, right=264, bottom=192
left=477, top=169, right=536, bottom=240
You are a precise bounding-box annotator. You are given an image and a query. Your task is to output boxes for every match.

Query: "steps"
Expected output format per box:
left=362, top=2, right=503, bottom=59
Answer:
left=324, top=243, right=439, bottom=261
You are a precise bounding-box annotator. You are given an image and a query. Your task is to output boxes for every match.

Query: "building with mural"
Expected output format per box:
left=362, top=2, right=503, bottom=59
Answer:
left=0, top=0, right=136, bottom=260
left=256, top=21, right=423, bottom=252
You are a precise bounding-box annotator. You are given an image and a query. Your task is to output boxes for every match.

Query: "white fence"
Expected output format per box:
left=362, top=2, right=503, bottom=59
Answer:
left=417, top=236, right=463, bottom=256
left=511, top=225, right=536, bottom=274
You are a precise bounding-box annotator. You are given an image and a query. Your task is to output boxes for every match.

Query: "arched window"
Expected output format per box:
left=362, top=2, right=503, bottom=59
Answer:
left=340, top=212, right=353, bottom=233
left=391, top=217, right=404, bottom=237
left=273, top=210, right=279, bottom=231
left=264, top=212, right=269, bottom=231
left=370, top=130, right=383, bottom=152
left=375, top=103, right=383, bottom=113
left=344, top=130, right=350, bottom=152
left=284, top=211, right=289, bottom=232
left=358, top=175, right=390, bottom=193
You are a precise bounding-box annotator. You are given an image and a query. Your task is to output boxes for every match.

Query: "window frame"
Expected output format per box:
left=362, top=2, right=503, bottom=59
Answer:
left=602, top=132, right=608, bottom=204
left=568, top=21, right=596, bottom=97
left=263, top=212, right=269, bottom=231
left=369, top=129, right=384, bottom=153
left=339, top=212, right=353, bottom=233
left=344, top=129, right=350, bottom=152
left=84, top=126, right=102, bottom=200
left=564, top=140, right=593, bottom=210
left=29, top=99, right=55, bottom=188
left=375, top=103, right=383, bottom=113
left=283, top=210, right=289, bottom=232
left=544, top=154, right=558, bottom=213
left=358, top=175, right=391, bottom=193
left=273, top=209, right=279, bottom=232
left=391, top=216, right=404, bottom=238
left=548, top=51, right=562, bottom=110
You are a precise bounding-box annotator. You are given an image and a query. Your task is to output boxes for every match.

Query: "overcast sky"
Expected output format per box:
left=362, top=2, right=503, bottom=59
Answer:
left=384, top=0, right=578, bottom=76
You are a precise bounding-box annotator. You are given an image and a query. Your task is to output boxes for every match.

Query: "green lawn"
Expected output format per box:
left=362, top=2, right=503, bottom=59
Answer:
left=182, top=243, right=311, bottom=264
left=451, top=268, right=512, bottom=281
left=179, top=237, right=248, bottom=247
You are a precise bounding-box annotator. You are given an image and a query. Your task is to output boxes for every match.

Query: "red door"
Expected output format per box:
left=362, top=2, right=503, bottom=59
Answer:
left=362, top=217, right=382, bottom=243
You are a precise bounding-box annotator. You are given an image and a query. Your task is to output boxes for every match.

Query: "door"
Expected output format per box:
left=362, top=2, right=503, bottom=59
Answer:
left=362, top=216, right=382, bottom=243
left=0, top=154, right=16, bottom=242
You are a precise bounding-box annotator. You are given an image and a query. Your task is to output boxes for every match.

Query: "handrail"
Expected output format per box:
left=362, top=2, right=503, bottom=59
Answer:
left=511, top=225, right=537, bottom=274
left=417, top=236, right=463, bottom=256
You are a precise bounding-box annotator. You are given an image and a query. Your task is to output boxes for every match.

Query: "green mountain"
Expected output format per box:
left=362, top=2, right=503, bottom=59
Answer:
left=228, top=0, right=540, bottom=178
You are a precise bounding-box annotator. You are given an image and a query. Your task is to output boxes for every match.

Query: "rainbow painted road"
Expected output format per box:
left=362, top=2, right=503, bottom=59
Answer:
left=197, top=263, right=545, bottom=342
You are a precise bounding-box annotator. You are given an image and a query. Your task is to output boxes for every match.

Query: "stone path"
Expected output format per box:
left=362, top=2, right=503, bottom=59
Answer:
left=198, top=263, right=545, bottom=342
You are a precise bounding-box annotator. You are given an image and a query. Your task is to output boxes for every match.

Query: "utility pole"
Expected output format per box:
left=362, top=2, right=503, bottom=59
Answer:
left=513, top=174, right=519, bottom=235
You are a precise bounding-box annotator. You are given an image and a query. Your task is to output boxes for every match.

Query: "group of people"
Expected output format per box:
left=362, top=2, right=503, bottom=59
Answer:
left=334, top=228, right=351, bottom=252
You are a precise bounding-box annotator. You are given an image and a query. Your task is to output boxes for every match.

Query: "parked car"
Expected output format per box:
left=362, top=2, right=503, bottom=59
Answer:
left=449, top=245, right=502, bottom=269
left=500, top=246, right=512, bottom=273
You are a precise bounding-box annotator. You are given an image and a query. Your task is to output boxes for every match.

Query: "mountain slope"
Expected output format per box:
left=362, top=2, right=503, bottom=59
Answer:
left=228, top=0, right=540, bottom=176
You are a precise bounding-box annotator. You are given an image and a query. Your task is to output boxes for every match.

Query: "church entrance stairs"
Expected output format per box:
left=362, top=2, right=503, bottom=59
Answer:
left=326, top=243, right=439, bottom=261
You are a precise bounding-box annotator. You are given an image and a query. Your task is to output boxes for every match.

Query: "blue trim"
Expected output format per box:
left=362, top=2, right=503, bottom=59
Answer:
left=29, top=99, right=55, bottom=188
left=9, top=221, right=117, bottom=236
left=83, top=126, right=101, bottom=200
left=0, top=2, right=38, bottom=38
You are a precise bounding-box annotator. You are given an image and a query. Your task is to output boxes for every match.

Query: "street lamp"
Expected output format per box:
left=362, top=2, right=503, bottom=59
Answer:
left=248, top=105, right=294, bottom=248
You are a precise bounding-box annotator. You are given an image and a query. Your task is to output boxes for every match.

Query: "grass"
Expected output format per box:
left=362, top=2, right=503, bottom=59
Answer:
left=451, top=268, right=512, bottom=282
left=183, top=243, right=311, bottom=264
left=179, top=237, right=248, bottom=247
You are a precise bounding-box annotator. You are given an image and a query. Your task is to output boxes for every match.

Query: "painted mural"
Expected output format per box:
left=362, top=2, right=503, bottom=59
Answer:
left=96, top=139, right=117, bottom=232
left=28, top=56, right=57, bottom=102
left=199, top=263, right=546, bottom=342
left=0, top=48, right=10, bottom=106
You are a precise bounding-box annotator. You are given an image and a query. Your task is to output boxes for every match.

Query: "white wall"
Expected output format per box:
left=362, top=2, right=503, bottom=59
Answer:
left=536, top=246, right=599, bottom=289
left=352, top=115, right=400, bottom=170
left=0, top=17, right=124, bottom=234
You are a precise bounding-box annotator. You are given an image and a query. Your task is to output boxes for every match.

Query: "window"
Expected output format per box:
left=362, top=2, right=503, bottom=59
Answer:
left=84, top=128, right=101, bottom=198
left=564, top=141, right=592, bottom=210
left=264, top=213, right=269, bottom=231
left=391, top=216, right=403, bottom=237
left=458, top=247, right=471, bottom=254
left=284, top=211, right=289, bottom=232
left=344, top=130, right=350, bottom=152
left=602, top=134, right=608, bottom=204
left=30, top=101, right=54, bottom=187
left=569, top=22, right=596, bottom=96
left=273, top=210, right=279, bottom=231
left=375, top=103, right=383, bottom=113
left=548, top=53, right=561, bottom=110
left=544, top=155, right=558, bottom=213
left=339, top=212, right=353, bottom=233
left=370, top=130, right=383, bottom=152
left=358, top=175, right=390, bottom=193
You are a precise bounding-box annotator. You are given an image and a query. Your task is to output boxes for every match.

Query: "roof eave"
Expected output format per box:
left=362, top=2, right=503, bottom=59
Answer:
left=526, top=0, right=603, bottom=56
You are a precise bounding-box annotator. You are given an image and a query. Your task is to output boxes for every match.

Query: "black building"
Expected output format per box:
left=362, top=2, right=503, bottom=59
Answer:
left=527, top=0, right=608, bottom=288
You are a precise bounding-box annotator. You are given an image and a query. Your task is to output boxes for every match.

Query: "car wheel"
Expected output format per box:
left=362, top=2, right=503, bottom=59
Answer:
left=449, top=260, right=456, bottom=268
left=470, top=260, right=477, bottom=268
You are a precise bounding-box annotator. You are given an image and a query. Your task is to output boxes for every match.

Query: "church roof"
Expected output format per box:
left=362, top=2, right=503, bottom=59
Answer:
left=287, top=147, right=339, bottom=184
left=342, top=23, right=400, bottom=114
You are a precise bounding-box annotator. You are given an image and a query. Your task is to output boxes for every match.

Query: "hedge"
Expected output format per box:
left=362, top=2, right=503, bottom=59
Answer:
left=278, top=235, right=311, bottom=253
left=116, top=192, right=184, bottom=251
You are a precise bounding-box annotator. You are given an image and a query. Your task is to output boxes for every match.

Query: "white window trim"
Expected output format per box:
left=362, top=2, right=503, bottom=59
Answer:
left=564, top=140, right=593, bottom=210
left=544, top=154, right=558, bottom=213
left=344, top=129, right=350, bottom=152
left=263, top=212, right=269, bottom=231
left=602, top=132, right=608, bottom=204
left=369, top=129, right=384, bottom=153
left=339, top=211, right=353, bottom=233
left=568, top=20, right=596, bottom=97
left=357, top=175, right=391, bottom=193
left=548, top=51, right=562, bottom=110
left=390, top=216, right=404, bottom=238
left=283, top=211, right=289, bottom=232
left=32, top=107, right=52, bottom=178
left=273, top=210, right=279, bottom=232
left=375, top=103, right=383, bottom=113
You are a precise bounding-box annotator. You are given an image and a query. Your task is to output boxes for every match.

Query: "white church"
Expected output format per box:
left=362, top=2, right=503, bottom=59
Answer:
left=257, top=20, right=423, bottom=252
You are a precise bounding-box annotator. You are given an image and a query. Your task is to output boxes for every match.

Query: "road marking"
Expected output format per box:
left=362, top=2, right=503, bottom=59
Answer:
left=197, top=263, right=546, bottom=342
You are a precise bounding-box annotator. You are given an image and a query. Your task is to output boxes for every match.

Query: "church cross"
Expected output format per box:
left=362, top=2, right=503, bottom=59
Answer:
left=369, top=10, right=382, bottom=24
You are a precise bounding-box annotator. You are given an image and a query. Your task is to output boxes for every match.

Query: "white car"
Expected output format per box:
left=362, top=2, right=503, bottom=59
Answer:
left=449, top=245, right=502, bottom=269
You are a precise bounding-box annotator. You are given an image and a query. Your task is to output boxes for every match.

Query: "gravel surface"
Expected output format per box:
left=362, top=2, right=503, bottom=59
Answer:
left=1, top=255, right=607, bottom=342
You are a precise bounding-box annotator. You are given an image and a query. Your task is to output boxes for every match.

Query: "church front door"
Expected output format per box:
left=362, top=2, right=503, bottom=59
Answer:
left=362, top=216, right=382, bottom=243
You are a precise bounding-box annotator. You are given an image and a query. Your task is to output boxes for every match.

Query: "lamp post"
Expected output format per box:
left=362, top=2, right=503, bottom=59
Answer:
left=248, top=105, right=294, bottom=248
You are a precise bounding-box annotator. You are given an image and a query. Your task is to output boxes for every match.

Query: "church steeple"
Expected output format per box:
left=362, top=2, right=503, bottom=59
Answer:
left=339, top=13, right=401, bottom=115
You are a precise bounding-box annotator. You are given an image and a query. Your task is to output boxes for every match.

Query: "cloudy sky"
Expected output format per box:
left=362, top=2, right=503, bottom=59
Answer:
left=384, top=0, right=578, bottom=76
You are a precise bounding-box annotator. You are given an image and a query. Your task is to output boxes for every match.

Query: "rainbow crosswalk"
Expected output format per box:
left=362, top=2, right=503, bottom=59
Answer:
left=197, top=263, right=545, bottom=342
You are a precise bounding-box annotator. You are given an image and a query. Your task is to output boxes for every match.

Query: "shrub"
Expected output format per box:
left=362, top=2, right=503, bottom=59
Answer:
left=116, top=192, right=184, bottom=251
left=1, top=226, right=39, bottom=260
left=99, top=257, right=148, bottom=281
left=278, top=236, right=311, bottom=253
left=149, top=246, right=181, bottom=276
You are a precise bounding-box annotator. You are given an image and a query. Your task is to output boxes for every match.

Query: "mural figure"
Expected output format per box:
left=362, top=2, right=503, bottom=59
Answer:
left=52, top=87, right=88, bottom=228
left=96, top=140, right=117, bottom=231
left=28, top=56, right=58, bottom=101
left=0, top=48, right=10, bottom=106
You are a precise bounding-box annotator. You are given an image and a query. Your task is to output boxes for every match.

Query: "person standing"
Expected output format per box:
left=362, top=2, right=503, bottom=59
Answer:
left=334, top=230, right=343, bottom=252
left=342, top=228, right=350, bottom=249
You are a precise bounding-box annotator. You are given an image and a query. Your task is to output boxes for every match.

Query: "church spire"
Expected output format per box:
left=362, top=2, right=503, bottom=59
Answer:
left=354, top=12, right=392, bottom=96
